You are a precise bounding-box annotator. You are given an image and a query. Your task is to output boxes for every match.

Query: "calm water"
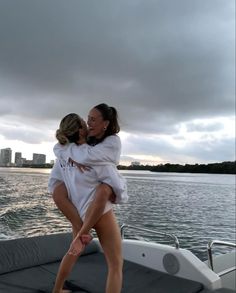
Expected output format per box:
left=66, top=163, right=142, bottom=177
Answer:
left=0, top=167, right=235, bottom=260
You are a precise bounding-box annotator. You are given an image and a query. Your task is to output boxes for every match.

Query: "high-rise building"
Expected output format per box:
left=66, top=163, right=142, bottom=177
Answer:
left=15, top=152, right=22, bottom=166
left=32, top=153, right=46, bottom=165
left=131, top=161, right=140, bottom=166
left=0, top=148, right=12, bottom=166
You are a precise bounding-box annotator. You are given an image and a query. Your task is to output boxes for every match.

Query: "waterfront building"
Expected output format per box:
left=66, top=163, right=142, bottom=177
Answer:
left=0, top=148, right=12, bottom=166
left=131, top=161, right=141, bottom=166
left=21, top=158, right=27, bottom=165
left=32, top=153, right=46, bottom=165
left=24, top=159, right=33, bottom=165
left=15, top=152, right=22, bottom=166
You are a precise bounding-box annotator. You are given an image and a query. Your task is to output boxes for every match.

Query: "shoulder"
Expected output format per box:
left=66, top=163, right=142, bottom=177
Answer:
left=103, top=135, right=121, bottom=146
left=53, top=142, right=80, bottom=157
left=53, top=142, right=69, bottom=151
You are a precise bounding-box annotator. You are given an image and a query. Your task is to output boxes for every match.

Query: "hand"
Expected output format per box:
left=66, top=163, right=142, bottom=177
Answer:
left=69, top=158, right=91, bottom=173
left=68, top=237, right=84, bottom=256
left=68, top=234, right=93, bottom=256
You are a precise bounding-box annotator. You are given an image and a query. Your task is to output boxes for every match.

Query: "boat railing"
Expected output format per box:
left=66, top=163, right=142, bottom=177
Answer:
left=120, top=223, right=180, bottom=249
left=207, top=240, right=236, bottom=276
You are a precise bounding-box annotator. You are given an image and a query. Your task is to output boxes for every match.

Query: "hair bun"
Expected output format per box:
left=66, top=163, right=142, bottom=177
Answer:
left=56, top=129, right=69, bottom=145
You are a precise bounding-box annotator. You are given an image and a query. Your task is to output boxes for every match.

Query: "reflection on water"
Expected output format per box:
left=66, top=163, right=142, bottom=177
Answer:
left=0, top=168, right=235, bottom=260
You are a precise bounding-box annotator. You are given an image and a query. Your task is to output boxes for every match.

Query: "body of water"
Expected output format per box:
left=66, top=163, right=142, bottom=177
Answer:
left=0, top=167, right=235, bottom=260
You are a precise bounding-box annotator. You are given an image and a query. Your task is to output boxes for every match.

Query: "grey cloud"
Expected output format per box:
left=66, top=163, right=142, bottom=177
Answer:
left=1, top=123, right=50, bottom=144
left=0, top=0, right=234, bottom=163
left=121, top=135, right=178, bottom=160
left=181, top=137, right=235, bottom=163
left=0, top=1, right=234, bottom=123
left=185, top=121, right=225, bottom=132
left=122, top=134, right=235, bottom=164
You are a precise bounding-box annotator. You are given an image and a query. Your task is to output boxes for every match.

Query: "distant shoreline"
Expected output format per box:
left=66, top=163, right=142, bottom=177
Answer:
left=118, top=161, right=236, bottom=175
left=1, top=161, right=235, bottom=175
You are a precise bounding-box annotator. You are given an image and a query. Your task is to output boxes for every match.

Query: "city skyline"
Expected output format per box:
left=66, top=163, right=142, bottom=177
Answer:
left=0, top=147, right=48, bottom=166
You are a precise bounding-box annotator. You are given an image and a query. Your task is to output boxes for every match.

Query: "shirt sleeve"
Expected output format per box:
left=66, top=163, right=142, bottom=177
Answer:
left=53, top=143, right=71, bottom=161
left=53, top=135, right=121, bottom=166
left=94, top=165, right=129, bottom=204
left=48, top=159, right=64, bottom=194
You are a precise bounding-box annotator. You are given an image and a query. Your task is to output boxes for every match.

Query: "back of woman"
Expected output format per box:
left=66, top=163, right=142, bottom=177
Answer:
left=53, top=150, right=113, bottom=221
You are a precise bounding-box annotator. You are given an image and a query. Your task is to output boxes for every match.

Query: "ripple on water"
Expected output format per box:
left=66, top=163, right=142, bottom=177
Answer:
left=0, top=170, right=235, bottom=260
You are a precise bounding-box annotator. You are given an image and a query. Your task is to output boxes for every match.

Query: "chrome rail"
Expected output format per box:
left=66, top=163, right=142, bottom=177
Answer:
left=207, top=240, right=236, bottom=276
left=120, top=223, right=180, bottom=249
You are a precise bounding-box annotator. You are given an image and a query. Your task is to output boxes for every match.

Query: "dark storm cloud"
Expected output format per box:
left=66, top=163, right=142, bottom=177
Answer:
left=0, top=0, right=234, bottom=163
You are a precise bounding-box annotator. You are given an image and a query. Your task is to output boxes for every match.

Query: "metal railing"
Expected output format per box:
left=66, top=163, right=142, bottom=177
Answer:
left=120, top=223, right=180, bottom=249
left=207, top=240, right=236, bottom=276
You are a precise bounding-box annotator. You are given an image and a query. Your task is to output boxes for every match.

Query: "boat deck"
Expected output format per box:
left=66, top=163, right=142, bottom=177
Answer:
left=0, top=251, right=207, bottom=293
left=0, top=233, right=234, bottom=293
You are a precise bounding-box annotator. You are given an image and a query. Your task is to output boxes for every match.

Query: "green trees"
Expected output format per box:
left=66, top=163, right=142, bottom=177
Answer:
left=118, top=161, right=236, bottom=174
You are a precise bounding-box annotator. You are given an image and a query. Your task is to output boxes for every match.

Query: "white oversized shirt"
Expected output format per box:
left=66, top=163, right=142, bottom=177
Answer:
left=48, top=135, right=128, bottom=220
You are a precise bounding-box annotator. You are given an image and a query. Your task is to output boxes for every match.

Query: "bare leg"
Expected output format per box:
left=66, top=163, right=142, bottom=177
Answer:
left=52, top=252, right=79, bottom=293
left=53, top=184, right=113, bottom=292
left=68, top=184, right=113, bottom=255
left=55, top=210, right=122, bottom=293
left=53, top=183, right=83, bottom=238
left=95, top=210, right=123, bottom=293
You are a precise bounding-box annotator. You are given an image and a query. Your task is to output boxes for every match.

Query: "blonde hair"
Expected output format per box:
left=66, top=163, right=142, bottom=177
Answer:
left=56, top=113, right=83, bottom=145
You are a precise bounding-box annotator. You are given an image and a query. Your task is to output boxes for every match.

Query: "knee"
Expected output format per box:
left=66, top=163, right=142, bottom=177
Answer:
left=97, top=184, right=113, bottom=201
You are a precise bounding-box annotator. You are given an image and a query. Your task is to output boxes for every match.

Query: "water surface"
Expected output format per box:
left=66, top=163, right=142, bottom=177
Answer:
left=0, top=167, right=235, bottom=260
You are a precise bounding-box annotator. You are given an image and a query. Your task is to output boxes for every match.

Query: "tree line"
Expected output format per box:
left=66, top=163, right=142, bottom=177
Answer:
left=15, top=160, right=235, bottom=174
left=118, top=161, right=236, bottom=174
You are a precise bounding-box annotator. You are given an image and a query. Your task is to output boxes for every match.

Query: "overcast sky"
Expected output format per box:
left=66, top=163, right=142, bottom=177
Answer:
left=0, top=0, right=235, bottom=165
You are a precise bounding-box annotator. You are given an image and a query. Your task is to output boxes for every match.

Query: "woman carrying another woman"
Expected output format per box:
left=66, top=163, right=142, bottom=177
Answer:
left=48, top=103, right=128, bottom=293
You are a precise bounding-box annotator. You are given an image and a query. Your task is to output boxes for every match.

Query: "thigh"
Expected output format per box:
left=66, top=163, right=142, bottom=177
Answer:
left=94, top=210, right=122, bottom=266
left=53, top=182, right=68, bottom=199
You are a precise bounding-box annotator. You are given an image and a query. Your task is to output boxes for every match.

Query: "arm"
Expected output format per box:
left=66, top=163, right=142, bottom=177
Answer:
left=53, top=135, right=121, bottom=166
left=77, top=135, right=121, bottom=165
left=48, top=159, right=64, bottom=194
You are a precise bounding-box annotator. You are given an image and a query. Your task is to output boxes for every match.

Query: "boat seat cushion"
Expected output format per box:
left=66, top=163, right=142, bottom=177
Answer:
left=44, top=251, right=204, bottom=293
left=0, top=233, right=99, bottom=275
left=0, top=234, right=224, bottom=293
left=0, top=252, right=204, bottom=293
left=0, top=265, right=56, bottom=293
left=201, top=289, right=236, bottom=293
